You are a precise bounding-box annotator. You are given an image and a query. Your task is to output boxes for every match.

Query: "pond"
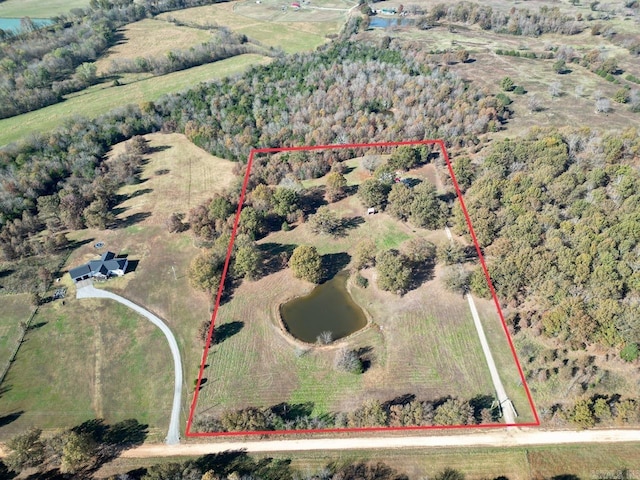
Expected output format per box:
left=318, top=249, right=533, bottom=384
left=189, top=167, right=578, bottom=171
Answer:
left=0, top=17, right=52, bottom=33
left=369, top=16, right=413, bottom=28
left=280, top=270, right=367, bottom=344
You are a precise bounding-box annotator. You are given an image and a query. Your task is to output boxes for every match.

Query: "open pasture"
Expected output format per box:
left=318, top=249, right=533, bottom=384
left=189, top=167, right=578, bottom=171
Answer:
left=157, top=0, right=350, bottom=53
left=0, top=0, right=89, bottom=18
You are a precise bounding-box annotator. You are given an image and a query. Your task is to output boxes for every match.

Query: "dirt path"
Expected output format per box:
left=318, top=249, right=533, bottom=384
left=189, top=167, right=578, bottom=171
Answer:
left=121, top=428, right=640, bottom=457
left=76, top=284, right=182, bottom=445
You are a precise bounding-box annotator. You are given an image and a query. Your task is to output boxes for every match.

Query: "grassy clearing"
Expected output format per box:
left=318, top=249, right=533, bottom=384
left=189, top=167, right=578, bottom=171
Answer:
left=0, top=298, right=172, bottom=442
left=0, top=294, right=33, bottom=368
left=0, top=54, right=270, bottom=146
left=95, top=18, right=212, bottom=75
left=112, top=132, right=236, bottom=226
left=195, top=160, right=528, bottom=424
left=0, top=0, right=89, bottom=18
left=157, top=0, right=347, bottom=54
left=0, top=133, right=234, bottom=440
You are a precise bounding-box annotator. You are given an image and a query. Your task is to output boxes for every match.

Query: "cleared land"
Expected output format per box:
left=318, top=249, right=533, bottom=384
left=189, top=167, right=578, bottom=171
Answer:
left=157, top=0, right=350, bottom=54
left=95, top=18, right=212, bottom=75
left=0, top=0, right=89, bottom=18
left=0, top=133, right=235, bottom=441
left=194, top=156, right=531, bottom=426
left=0, top=54, right=270, bottom=146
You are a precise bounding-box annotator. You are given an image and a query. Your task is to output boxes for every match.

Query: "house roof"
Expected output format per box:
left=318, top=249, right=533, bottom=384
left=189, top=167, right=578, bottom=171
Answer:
left=69, top=252, right=127, bottom=279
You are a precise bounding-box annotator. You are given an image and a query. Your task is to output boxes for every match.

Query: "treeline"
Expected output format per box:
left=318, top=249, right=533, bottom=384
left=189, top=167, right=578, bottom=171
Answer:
left=193, top=394, right=498, bottom=433
left=453, top=128, right=640, bottom=357
left=417, top=1, right=584, bottom=36
left=0, top=0, right=230, bottom=118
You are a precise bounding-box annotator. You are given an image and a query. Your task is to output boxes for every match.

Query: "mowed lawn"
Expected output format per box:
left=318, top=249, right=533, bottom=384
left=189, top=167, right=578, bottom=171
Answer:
left=194, top=162, right=516, bottom=422
left=0, top=0, right=89, bottom=18
left=0, top=54, right=270, bottom=146
left=0, top=133, right=235, bottom=440
left=157, top=0, right=346, bottom=54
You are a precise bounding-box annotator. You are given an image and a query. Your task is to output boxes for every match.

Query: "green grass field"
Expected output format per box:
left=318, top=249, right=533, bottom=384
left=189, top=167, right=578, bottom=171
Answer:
left=0, top=0, right=89, bottom=18
left=0, top=54, right=270, bottom=146
left=0, top=298, right=173, bottom=442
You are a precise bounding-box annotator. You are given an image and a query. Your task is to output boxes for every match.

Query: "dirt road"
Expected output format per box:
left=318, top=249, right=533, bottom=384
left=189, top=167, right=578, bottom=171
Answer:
left=121, top=428, right=640, bottom=457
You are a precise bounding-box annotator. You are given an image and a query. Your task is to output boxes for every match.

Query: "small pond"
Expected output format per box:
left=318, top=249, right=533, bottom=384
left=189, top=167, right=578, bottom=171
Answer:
left=280, top=270, right=367, bottom=344
left=369, top=16, right=413, bottom=28
left=0, top=18, right=52, bottom=33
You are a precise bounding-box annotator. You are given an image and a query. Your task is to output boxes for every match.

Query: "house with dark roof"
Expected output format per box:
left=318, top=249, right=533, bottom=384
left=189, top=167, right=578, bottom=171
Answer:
left=69, top=252, right=128, bottom=283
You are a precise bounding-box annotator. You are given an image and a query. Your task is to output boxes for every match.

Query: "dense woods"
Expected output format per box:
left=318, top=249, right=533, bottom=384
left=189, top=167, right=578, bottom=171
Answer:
left=455, top=128, right=640, bottom=357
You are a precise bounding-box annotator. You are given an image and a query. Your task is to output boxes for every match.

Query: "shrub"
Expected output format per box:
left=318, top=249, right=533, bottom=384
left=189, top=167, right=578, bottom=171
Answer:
left=355, top=272, right=369, bottom=288
left=620, top=343, right=639, bottom=362
left=335, top=348, right=363, bottom=373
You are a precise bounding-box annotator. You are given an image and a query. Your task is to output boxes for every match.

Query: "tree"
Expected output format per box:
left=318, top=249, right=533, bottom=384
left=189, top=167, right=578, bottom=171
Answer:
left=548, top=81, right=562, bottom=97
left=335, top=348, right=363, bottom=373
left=233, top=238, right=262, bottom=280
left=273, top=187, right=299, bottom=217
left=442, top=265, right=470, bottom=293
left=500, top=76, right=514, bottom=92
left=387, top=183, right=415, bottom=221
left=209, top=196, right=234, bottom=222
left=250, top=183, right=273, bottom=212
left=60, top=431, right=97, bottom=474
left=409, top=182, right=442, bottom=229
left=403, top=237, right=436, bottom=264
left=289, top=245, right=322, bottom=283
left=188, top=249, right=225, bottom=292
left=452, top=156, right=475, bottom=191
left=375, top=250, right=412, bottom=294
left=388, top=146, right=420, bottom=170
left=354, top=238, right=377, bottom=269
left=84, top=198, right=113, bottom=229
left=528, top=94, right=544, bottom=112
left=326, top=171, right=347, bottom=202
left=165, top=212, right=187, bottom=233
left=239, top=207, right=264, bottom=239
left=433, top=398, right=474, bottom=425
left=5, top=428, right=45, bottom=472
left=308, top=206, right=343, bottom=236
left=435, top=468, right=466, bottom=480
left=595, top=97, right=611, bottom=113
left=357, top=178, right=390, bottom=209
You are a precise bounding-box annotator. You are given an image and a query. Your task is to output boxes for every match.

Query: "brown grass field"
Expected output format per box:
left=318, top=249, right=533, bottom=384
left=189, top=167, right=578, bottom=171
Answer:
left=194, top=157, right=534, bottom=425
left=0, top=133, right=235, bottom=441
left=95, top=19, right=211, bottom=75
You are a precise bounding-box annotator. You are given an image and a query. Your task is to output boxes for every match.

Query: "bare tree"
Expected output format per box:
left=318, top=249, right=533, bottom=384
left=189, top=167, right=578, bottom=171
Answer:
left=549, top=81, right=562, bottom=98
left=316, top=331, right=333, bottom=345
left=595, top=97, right=612, bottom=113
left=527, top=94, right=544, bottom=112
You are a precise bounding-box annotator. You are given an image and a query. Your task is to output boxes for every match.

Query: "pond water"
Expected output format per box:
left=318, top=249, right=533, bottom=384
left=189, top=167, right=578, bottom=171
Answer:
left=280, top=270, right=367, bottom=344
left=369, top=16, right=413, bottom=28
left=0, top=17, right=52, bottom=33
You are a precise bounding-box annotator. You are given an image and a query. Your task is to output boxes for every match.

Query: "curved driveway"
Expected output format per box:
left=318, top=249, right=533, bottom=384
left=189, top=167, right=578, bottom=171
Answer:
left=77, top=284, right=182, bottom=445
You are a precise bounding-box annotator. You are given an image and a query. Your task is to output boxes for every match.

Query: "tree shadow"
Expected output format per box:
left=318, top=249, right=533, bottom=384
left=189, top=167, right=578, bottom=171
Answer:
left=65, top=237, right=94, bottom=252
left=300, top=186, right=327, bottom=215
left=321, top=252, right=351, bottom=282
left=258, top=243, right=296, bottom=277
left=0, top=268, right=14, bottom=279
left=270, top=402, right=314, bottom=422
left=0, top=411, right=23, bottom=428
left=0, top=460, right=16, bottom=480
left=470, top=394, right=498, bottom=422
left=213, top=321, right=244, bottom=345
left=194, top=451, right=250, bottom=477
left=29, top=322, right=47, bottom=330
left=127, top=188, right=153, bottom=200
left=114, top=212, right=152, bottom=228
left=341, top=215, right=364, bottom=233
left=383, top=393, right=416, bottom=411
left=407, top=258, right=435, bottom=291
left=148, top=145, right=171, bottom=154
left=356, top=346, right=374, bottom=372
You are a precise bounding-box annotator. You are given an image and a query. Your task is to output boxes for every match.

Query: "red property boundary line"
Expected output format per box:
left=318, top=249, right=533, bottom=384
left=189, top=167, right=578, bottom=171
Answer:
left=185, top=139, right=541, bottom=438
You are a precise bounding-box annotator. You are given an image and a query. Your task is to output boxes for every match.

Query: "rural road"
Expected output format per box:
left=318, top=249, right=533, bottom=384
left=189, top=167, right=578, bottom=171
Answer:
left=121, top=428, right=640, bottom=457
left=76, top=285, right=183, bottom=445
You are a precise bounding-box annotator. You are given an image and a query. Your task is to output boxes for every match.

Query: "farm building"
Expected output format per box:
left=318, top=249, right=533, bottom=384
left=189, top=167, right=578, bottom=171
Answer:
left=69, top=251, right=128, bottom=283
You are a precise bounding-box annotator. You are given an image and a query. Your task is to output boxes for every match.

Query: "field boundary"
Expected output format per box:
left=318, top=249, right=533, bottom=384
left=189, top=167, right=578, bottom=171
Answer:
left=185, top=139, right=541, bottom=438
